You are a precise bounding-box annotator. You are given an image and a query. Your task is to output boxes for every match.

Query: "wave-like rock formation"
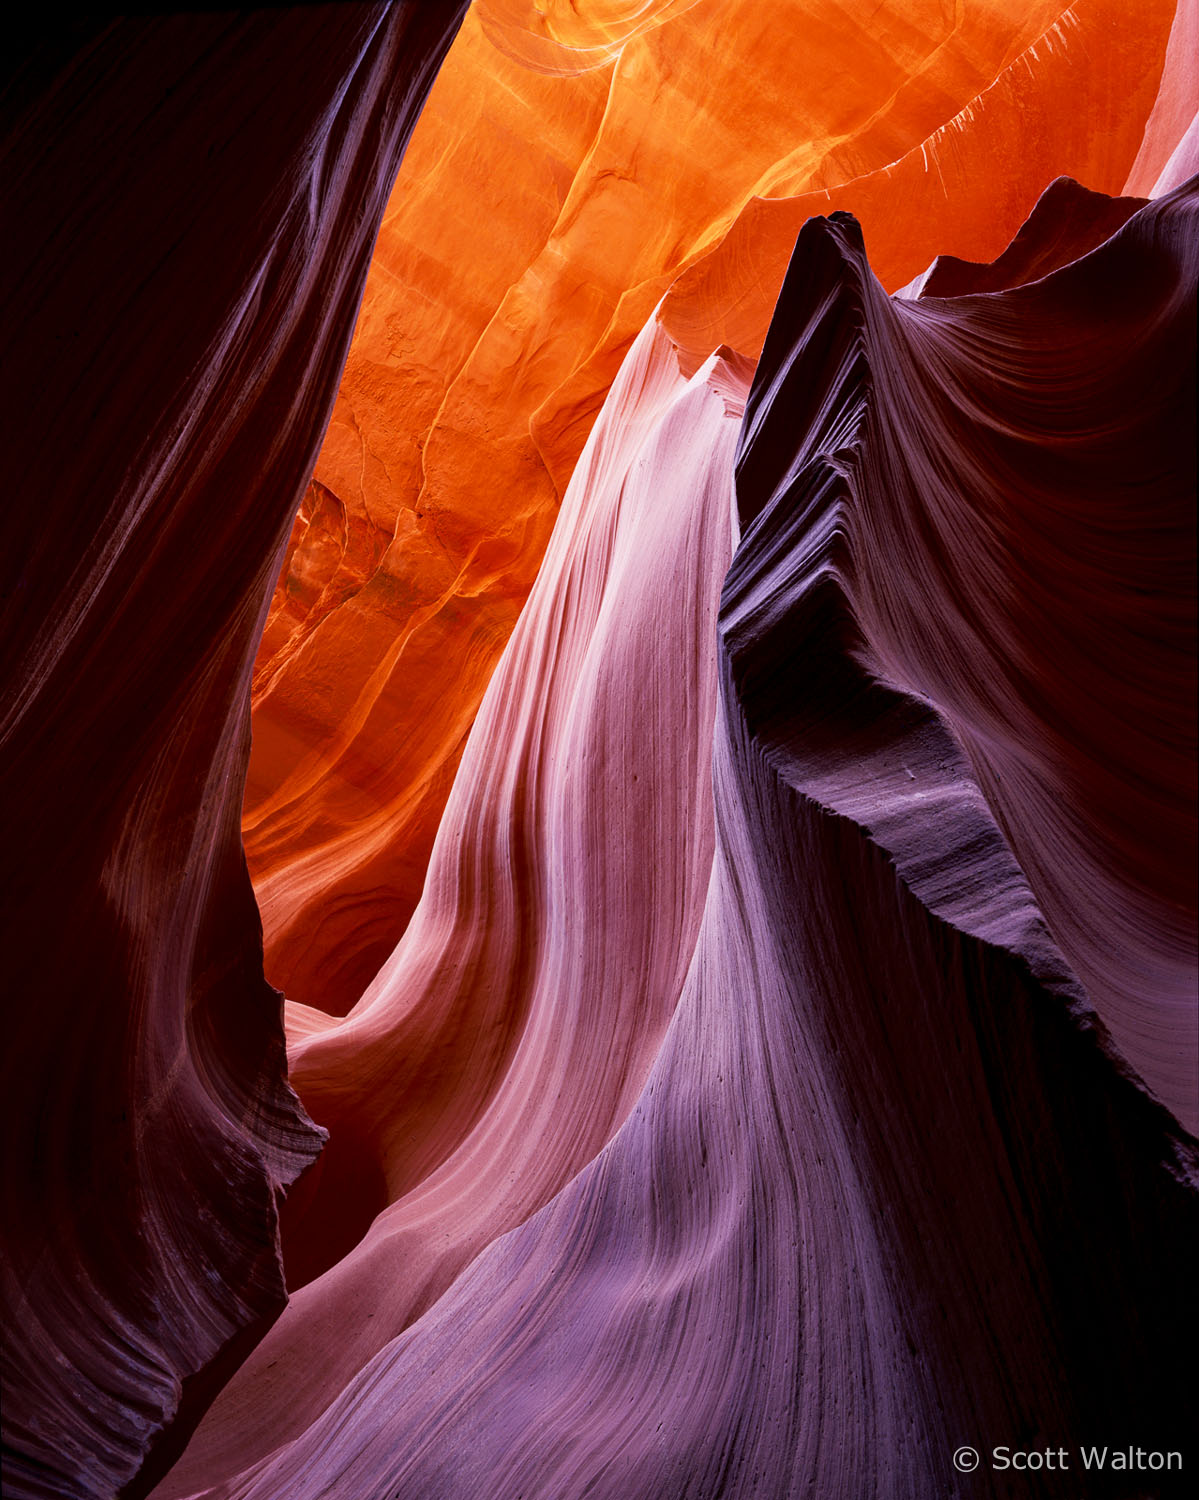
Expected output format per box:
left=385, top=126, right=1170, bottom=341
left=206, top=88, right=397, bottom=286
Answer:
left=154, top=172, right=1198, bottom=1496
left=5, top=5, right=1196, bottom=1500
left=156, top=307, right=752, bottom=1499
left=243, top=0, right=1182, bottom=1017
left=0, top=7, right=467, bottom=1497
left=899, top=175, right=1149, bottom=299
left=872, top=196, right=1198, bottom=1132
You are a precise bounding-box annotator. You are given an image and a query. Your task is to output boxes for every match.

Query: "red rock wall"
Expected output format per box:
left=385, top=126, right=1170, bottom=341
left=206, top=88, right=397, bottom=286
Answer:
left=158, top=316, right=752, bottom=1497
left=0, top=7, right=466, bottom=1496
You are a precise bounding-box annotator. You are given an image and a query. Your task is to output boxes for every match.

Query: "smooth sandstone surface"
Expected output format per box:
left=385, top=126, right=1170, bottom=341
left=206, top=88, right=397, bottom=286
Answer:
left=1123, top=0, right=1198, bottom=195
left=0, top=6, right=467, bottom=1497
left=159, top=309, right=752, bottom=1499
left=660, top=0, right=1178, bottom=360
left=894, top=183, right=1198, bottom=1131
left=243, top=0, right=1179, bottom=1017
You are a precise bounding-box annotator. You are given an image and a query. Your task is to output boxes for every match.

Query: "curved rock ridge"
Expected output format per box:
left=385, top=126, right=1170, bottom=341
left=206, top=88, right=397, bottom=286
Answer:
left=161, top=198, right=1196, bottom=1499
left=242, top=0, right=1181, bottom=1017
left=899, top=175, right=1148, bottom=299
left=154, top=316, right=751, bottom=1497
left=0, top=7, right=466, bottom=1497
left=735, top=187, right=1197, bottom=1132
left=836, top=183, right=1198, bottom=1132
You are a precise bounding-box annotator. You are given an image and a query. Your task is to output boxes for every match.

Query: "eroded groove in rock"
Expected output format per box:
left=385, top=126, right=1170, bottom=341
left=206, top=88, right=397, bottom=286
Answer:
left=849, top=190, right=1197, bottom=1130
left=0, top=7, right=467, bottom=1497
left=241, top=0, right=1179, bottom=1018
left=8, top=6, right=1197, bottom=1498
left=736, top=189, right=1198, bottom=1128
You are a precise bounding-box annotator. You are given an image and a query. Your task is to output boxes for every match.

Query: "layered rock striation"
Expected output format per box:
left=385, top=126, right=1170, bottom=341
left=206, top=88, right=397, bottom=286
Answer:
left=156, top=308, right=753, bottom=1499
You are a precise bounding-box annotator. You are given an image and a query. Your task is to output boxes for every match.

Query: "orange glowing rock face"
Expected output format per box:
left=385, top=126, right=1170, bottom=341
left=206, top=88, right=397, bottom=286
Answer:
left=243, top=7, right=615, bottom=1012
left=662, top=0, right=1185, bottom=361
left=244, top=0, right=1182, bottom=1017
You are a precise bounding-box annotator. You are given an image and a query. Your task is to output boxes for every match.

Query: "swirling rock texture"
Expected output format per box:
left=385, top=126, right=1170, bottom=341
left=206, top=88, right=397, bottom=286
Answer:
left=0, top=6, right=467, bottom=1498
left=159, top=179, right=1198, bottom=1498
left=4, top=4, right=1196, bottom=1500
left=244, top=0, right=1184, bottom=1017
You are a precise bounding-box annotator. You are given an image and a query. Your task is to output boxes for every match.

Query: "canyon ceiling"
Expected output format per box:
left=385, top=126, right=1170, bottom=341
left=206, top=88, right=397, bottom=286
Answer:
left=2, top=2, right=1196, bottom=1498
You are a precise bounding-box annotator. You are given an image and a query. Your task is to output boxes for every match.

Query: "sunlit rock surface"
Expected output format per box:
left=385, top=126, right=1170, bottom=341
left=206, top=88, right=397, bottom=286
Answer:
left=0, top=6, right=466, bottom=1497
left=660, top=0, right=1179, bottom=360
left=244, top=0, right=1180, bottom=1016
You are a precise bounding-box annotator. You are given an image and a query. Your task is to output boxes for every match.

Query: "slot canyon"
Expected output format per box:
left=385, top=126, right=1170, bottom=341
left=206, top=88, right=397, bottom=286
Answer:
left=2, top=2, right=1196, bottom=1498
